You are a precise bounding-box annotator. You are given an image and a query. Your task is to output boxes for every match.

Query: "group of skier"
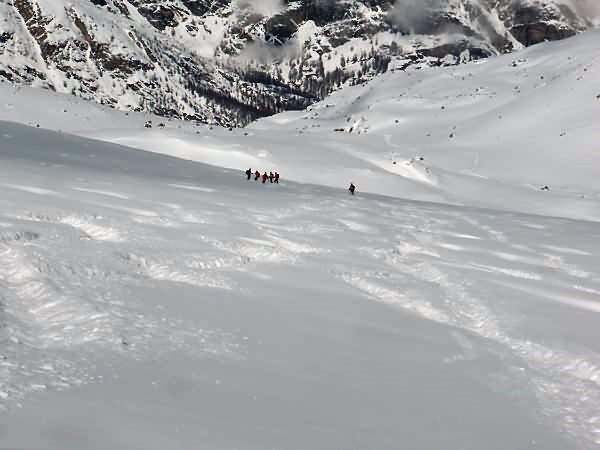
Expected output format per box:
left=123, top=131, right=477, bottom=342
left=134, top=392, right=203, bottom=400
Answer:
left=245, top=168, right=356, bottom=195
left=246, top=168, right=280, bottom=184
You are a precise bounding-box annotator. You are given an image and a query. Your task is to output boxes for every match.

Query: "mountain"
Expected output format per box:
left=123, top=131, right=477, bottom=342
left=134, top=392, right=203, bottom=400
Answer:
left=0, top=0, right=597, bottom=126
left=1, top=29, right=600, bottom=449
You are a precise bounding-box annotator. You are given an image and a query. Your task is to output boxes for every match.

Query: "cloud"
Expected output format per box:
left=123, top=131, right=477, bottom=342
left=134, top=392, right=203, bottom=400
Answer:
left=232, top=0, right=285, bottom=18
left=387, top=0, right=446, bottom=33
left=561, top=0, right=600, bottom=23
left=235, top=39, right=302, bottom=65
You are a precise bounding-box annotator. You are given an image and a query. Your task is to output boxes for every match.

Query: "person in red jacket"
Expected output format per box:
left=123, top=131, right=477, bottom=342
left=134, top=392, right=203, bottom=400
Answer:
left=254, top=170, right=260, bottom=181
left=262, top=172, right=268, bottom=184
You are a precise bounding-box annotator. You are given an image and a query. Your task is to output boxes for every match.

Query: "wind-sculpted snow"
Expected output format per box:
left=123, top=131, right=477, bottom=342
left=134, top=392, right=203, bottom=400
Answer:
left=0, top=120, right=599, bottom=448
left=336, top=205, right=600, bottom=446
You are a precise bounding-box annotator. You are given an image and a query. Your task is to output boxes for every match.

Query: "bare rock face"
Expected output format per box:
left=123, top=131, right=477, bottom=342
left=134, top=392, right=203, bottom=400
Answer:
left=511, top=22, right=575, bottom=46
left=0, top=0, right=594, bottom=126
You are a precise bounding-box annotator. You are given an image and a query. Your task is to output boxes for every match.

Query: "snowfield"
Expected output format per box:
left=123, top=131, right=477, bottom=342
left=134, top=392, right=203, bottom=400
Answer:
left=2, top=29, right=600, bottom=219
left=0, top=31, right=599, bottom=449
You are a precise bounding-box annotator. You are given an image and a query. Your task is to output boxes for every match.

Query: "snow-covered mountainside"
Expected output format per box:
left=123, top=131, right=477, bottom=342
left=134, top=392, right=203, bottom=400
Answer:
left=0, top=28, right=600, bottom=449
left=2, top=28, right=598, bottom=219
left=1, top=0, right=598, bottom=126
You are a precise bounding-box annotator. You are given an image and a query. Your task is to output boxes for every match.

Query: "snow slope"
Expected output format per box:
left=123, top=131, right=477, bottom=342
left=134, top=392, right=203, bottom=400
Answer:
left=0, top=30, right=599, bottom=449
left=1, top=119, right=600, bottom=449
left=1, top=29, right=599, bottom=220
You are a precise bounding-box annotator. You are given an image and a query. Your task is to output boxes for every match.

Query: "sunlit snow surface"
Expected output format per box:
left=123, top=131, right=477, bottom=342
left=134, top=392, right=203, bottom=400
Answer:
left=0, top=31, right=599, bottom=449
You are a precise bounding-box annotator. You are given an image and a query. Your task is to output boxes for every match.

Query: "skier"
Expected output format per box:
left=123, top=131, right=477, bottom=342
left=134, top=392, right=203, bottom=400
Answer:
left=349, top=182, right=356, bottom=195
left=269, top=172, right=274, bottom=183
left=262, top=172, right=268, bottom=184
left=245, top=168, right=252, bottom=180
left=254, top=170, right=261, bottom=181
left=274, top=172, right=280, bottom=184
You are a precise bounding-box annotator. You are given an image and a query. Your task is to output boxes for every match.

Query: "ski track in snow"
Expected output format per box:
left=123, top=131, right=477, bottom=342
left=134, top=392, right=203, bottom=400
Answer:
left=71, top=186, right=130, bottom=200
left=2, top=183, right=62, bottom=197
